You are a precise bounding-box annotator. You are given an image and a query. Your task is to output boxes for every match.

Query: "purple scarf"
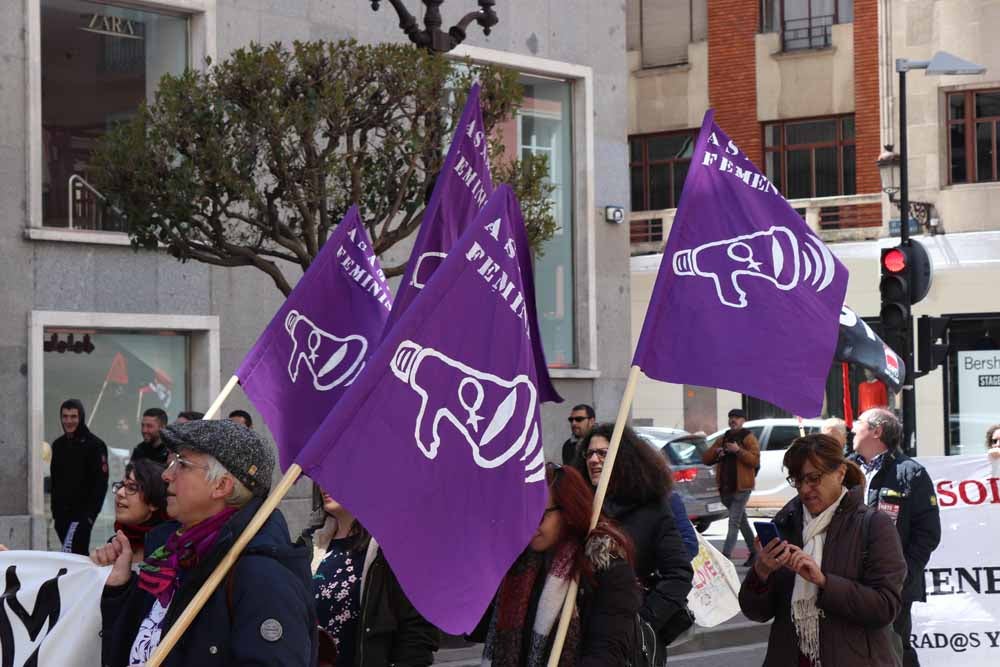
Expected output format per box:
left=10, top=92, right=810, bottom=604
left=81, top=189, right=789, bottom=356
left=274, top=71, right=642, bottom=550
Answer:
left=138, top=507, right=238, bottom=606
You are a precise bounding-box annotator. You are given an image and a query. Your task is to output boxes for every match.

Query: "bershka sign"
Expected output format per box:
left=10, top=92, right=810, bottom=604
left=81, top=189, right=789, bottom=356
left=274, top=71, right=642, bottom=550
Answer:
left=912, top=455, right=1000, bottom=664
left=0, top=552, right=109, bottom=666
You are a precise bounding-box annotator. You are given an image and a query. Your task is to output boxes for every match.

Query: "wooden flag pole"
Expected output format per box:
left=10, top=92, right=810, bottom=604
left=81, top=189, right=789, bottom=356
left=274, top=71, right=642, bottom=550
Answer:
left=546, top=365, right=642, bottom=667
left=88, top=379, right=109, bottom=427
left=203, top=375, right=240, bottom=420
left=145, top=462, right=303, bottom=667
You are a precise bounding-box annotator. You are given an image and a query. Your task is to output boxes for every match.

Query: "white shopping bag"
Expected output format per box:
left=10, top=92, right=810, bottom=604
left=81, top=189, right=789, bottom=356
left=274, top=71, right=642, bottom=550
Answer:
left=686, top=531, right=741, bottom=627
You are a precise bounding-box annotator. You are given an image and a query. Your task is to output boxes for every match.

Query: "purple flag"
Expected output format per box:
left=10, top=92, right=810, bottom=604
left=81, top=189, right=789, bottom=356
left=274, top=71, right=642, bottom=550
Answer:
left=237, top=207, right=392, bottom=470
left=295, top=185, right=547, bottom=634
left=633, top=111, right=849, bottom=417
left=388, top=83, right=560, bottom=403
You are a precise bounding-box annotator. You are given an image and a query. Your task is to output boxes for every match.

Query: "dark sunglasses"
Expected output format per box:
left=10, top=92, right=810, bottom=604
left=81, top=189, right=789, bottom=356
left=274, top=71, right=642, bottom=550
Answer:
left=568, top=416, right=589, bottom=423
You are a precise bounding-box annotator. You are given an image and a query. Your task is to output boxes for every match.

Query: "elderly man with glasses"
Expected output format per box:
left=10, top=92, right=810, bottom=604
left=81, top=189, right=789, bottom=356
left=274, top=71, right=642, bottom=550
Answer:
left=92, top=420, right=317, bottom=667
left=850, top=408, right=941, bottom=667
left=561, top=404, right=597, bottom=465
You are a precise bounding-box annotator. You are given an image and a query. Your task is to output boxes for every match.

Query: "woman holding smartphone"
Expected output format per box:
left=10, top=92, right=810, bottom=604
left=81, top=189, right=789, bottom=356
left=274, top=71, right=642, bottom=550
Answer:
left=738, top=434, right=906, bottom=666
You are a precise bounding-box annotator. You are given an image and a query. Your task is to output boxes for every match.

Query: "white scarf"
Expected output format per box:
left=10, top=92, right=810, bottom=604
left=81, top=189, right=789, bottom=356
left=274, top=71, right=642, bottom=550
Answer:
left=792, top=486, right=848, bottom=666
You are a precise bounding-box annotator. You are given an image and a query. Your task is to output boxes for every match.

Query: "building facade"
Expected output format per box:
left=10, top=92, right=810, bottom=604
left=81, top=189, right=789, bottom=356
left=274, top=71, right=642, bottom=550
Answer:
left=628, top=0, right=1000, bottom=456
left=1, top=0, right=630, bottom=549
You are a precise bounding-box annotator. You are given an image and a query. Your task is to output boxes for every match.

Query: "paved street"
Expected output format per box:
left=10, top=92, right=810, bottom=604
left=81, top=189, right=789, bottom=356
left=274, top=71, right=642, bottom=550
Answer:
left=434, top=519, right=771, bottom=666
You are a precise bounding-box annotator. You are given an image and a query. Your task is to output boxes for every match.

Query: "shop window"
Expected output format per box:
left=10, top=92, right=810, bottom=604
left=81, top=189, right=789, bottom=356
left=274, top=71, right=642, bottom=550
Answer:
left=947, top=90, right=1000, bottom=185
left=763, top=116, right=856, bottom=199
left=43, top=330, right=189, bottom=550
left=41, top=0, right=188, bottom=230
left=946, top=315, right=1000, bottom=455
left=629, top=130, right=697, bottom=212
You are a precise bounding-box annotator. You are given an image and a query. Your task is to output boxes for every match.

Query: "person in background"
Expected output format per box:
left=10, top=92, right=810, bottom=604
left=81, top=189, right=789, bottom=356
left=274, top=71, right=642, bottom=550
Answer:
left=302, top=490, right=438, bottom=667
left=562, top=404, right=596, bottom=464
left=92, top=420, right=316, bottom=667
left=575, top=423, right=694, bottom=657
left=111, top=459, right=168, bottom=567
left=229, top=409, right=253, bottom=429
left=850, top=408, right=941, bottom=667
left=471, top=464, right=640, bottom=666
left=670, top=490, right=699, bottom=560
left=821, top=417, right=848, bottom=450
left=740, top=434, right=905, bottom=666
left=132, top=408, right=169, bottom=464
left=175, top=411, right=204, bottom=424
left=51, top=398, right=109, bottom=555
left=703, top=409, right=760, bottom=565
left=986, top=424, right=1000, bottom=459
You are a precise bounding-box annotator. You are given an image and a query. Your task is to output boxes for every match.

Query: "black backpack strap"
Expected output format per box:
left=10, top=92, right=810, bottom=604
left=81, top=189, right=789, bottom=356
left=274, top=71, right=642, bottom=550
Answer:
left=860, top=505, right=874, bottom=569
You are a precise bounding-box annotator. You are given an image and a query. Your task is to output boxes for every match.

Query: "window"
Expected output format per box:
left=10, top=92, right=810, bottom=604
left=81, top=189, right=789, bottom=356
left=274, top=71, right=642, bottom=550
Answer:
left=764, top=116, right=856, bottom=199
left=760, top=0, right=854, bottom=50
left=518, top=76, right=576, bottom=368
left=639, top=0, right=707, bottom=68
left=945, top=315, right=1000, bottom=456
left=41, top=0, right=188, bottom=229
left=947, top=90, right=1000, bottom=185
left=629, top=131, right=697, bottom=211
left=767, top=425, right=809, bottom=451
left=43, top=329, right=189, bottom=550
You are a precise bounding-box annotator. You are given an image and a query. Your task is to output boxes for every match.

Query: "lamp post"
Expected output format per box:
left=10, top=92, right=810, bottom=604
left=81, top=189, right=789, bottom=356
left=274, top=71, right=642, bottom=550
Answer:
left=890, top=51, right=986, bottom=454
left=370, top=0, right=499, bottom=53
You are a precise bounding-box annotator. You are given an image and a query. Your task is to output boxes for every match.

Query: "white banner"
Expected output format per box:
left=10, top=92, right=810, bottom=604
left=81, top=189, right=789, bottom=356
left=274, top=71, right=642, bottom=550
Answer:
left=0, top=551, right=110, bottom=667
left=911, top=454, right=1000, bottom=665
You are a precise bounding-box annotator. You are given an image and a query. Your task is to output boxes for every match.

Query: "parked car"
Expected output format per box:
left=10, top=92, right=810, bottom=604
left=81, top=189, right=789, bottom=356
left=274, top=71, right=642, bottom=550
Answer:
left=706, top=418, right=824, bottom=517
left=636, top=427, right=728, bottom=533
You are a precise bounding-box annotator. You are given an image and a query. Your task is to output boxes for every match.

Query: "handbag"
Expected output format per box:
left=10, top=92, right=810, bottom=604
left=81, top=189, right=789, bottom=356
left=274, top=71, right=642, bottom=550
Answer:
left=658, top=604, right=696, bottom=645
left=630, top=614, right=666, bottom=667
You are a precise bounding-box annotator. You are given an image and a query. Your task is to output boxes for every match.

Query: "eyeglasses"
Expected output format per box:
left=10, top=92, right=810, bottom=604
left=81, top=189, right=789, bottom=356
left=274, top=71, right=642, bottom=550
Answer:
left=787, top=471, right=828, bottom=489
left=585, top=448, right=609, bottom=461
left=568, top=416, right=589, bottom=424
left=166, top=452, right=210, bottom=474
left=112, top=480, right=142, bottom=496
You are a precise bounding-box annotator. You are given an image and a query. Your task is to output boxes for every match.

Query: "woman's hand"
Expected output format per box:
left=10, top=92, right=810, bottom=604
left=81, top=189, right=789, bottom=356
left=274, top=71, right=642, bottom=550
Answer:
left=90, top=531, right=133, bottom=587
left=752, top=536, right=791, bottom=580
left=784, top=545, right=827, bottom=588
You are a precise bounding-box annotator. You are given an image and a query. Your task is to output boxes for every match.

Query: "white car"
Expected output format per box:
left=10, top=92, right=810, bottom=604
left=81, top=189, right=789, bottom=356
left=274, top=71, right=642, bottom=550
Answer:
left=706, top=418, right=825, bottom=517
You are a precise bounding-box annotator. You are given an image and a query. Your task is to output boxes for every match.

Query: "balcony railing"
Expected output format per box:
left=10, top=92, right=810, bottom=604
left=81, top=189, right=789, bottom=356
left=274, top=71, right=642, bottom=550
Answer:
left=68, top=174, right=126, bottom=232
left=782, top=13, right=834, bottom=51
left=629, top=192, right=885, bottom=254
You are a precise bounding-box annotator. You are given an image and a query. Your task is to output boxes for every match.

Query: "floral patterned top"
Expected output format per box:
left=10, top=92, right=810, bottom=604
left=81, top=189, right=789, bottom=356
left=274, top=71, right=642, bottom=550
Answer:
left=313, top=537, right=364, bottom=666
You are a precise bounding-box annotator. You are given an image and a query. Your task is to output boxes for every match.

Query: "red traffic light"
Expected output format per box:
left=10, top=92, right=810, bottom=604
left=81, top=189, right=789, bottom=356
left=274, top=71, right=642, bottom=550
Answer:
left=883, top=248, right=907, bottom=273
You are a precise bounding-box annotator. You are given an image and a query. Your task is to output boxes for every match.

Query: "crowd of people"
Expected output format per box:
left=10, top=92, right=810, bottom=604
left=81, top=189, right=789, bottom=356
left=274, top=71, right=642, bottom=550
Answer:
left=24, top=396, right=992, bottom=666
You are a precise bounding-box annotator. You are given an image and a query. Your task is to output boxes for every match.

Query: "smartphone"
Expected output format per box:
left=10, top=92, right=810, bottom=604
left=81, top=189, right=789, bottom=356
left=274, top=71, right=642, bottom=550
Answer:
left=754, top=521, right=782, bottom=547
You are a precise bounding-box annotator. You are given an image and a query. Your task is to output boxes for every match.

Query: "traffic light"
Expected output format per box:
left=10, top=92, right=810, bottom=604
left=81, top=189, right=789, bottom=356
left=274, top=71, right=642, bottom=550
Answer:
left=880, top=246, right=910, bottom=357
left=917, top=315, right=950, bottom=377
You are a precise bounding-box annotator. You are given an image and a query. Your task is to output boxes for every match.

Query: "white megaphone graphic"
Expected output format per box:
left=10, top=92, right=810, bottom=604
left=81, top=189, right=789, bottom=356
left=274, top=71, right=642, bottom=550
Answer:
left=390, top=340, right=545, bottom=483
left=672, top=226, right=837, bottom=308
left=410, top=252, right=447, bottom=290
left=285, top=310, right=368, bottom=391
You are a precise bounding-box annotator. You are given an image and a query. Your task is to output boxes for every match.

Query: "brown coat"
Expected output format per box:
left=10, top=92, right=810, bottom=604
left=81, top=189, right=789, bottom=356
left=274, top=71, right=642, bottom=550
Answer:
left=702, top=429, right=760, bottom=492
left=738, top=485, right=906, bottom=667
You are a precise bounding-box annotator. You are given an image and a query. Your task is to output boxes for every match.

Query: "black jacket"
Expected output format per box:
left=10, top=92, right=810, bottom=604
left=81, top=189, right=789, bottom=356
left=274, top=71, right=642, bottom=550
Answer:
left=849, top=448, right=942, bottom=602
left=101, top=499, right=318, bottom=667
left=50, top=422, right=109, bottom=523
left=301, top=529, right=439, bottom=667
left=132, top=439, right=170, bottom=465
left=561, top=438, right=580, bottom=466
left=603, top=496, right=694, bottom=638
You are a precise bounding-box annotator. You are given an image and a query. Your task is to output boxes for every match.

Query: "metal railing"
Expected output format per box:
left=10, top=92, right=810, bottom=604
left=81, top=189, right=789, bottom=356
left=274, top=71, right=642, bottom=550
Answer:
left=68, top=174, right=126, bottom=232
left=782, top=13, right=834, bottom=51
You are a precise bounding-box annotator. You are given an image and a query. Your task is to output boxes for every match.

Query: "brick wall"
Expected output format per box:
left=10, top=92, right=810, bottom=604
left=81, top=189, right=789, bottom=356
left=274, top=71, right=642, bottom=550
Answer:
left=854, top=0, right=881, bottom=194
left=708, top=0, right=761, bottom=166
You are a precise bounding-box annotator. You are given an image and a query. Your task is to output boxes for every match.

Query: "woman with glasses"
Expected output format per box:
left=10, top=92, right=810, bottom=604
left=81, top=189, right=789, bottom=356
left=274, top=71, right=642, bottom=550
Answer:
left=472, top=464, right=640, bottom=666
left=573, top=423, right=694, bottom=658
left=986, top=424, right=1000, bottom=460
left=110, top=458, right=168, bottom=566
left=739, top=434, right=906, bottom=666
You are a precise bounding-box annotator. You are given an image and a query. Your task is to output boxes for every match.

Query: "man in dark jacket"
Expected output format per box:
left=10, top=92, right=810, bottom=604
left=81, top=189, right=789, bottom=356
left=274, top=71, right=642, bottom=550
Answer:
left=132, top=407, right=169, bottom=464
left=561, top=404, right=596, bottom=464
left=93, top=420, right=317, bottom=667
left=851, top=408, right=941, bottom=667
left=50, top=398, right=109, bottom=554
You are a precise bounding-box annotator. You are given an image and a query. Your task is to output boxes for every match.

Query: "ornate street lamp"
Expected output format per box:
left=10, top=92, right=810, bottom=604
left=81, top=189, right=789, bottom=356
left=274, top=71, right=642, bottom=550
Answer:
left=370, top=1, right=499, bottom=53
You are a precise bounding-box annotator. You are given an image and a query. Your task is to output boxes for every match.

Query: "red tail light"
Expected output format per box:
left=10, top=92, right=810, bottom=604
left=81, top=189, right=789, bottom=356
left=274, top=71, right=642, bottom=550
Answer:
left=673, top=468, right=698, bottom=483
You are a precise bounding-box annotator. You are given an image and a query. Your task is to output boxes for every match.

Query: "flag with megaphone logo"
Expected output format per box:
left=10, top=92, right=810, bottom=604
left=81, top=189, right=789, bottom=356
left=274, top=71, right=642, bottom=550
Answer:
left=633, top=110, right=849, bottom=417
left=236, top=206, right=392, bottom=470
left=294, top=185, right=549, bottom=634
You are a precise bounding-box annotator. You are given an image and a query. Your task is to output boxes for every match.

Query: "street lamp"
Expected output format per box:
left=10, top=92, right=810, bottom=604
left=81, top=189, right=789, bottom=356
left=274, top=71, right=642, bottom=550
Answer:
left=370, top=0, right=499, bottom=53
left=893, top=51, right=986, bottom=454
